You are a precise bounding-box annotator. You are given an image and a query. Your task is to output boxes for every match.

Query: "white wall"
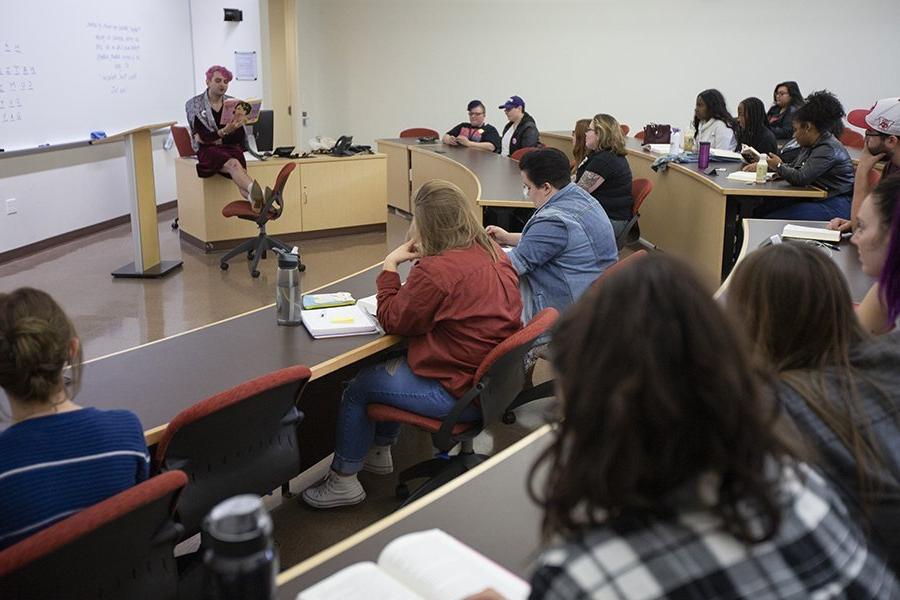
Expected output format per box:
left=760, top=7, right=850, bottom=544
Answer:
left=0, top=0, right=266, bottom=256
left=294, top=0, right=900, bottom=148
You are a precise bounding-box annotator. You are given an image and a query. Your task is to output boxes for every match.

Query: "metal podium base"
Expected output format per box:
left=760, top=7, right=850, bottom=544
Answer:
left=112, top=260, right=184, bottom=279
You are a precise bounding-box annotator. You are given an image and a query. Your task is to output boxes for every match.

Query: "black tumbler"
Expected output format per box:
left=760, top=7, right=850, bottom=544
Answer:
left=203, top=495, right=279, bottom=600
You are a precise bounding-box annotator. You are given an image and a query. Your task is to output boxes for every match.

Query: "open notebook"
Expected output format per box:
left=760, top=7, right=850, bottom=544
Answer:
left=297, top=529, right=531, bottom=600
left=300, top=304, right=379, bottom=338
left=782, top=224, right=841, bottom=243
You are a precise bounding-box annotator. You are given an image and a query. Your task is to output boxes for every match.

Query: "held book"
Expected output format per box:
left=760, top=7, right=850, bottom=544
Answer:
left=221, top=97, right=263, bottom=125
left=297, top=529, right=531, bottom=600
left=782, top=224, right=841, bottom=243
left=300, top=305, right=379, bottom=338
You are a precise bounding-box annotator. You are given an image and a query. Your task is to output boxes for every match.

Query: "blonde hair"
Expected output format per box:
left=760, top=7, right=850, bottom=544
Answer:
left=591, top=113, right=626, bottom=156
left=412, top=180, right=498, bottom=261
left=0, top=288, right=82, bottom=405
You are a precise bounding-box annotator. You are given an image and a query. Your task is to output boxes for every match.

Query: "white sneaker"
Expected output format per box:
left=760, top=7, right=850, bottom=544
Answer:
left=363, top=445, right=394, bottom=475
left=301, top=472, right=366, bottom=509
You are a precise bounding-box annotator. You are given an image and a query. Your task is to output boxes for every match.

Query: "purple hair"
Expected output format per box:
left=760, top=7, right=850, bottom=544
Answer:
left=875, top=175, right=900, bottom=324
left=205, top=65, right=233, bottom=83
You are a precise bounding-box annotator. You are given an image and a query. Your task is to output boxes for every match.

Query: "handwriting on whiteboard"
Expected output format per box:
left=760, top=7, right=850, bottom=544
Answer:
left=0, top=42, right=33, bottom=125
left=87, top=22, right=142, bottom=96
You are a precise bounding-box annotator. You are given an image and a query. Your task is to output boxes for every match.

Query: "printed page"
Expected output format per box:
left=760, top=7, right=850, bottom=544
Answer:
left=297, top=562, right=423, bottom=600
left=378, top=529, right=531, bottom=600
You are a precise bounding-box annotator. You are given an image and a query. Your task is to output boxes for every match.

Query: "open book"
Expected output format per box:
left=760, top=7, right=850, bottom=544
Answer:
left=298, top=529, right=531, bottom=600
left=300, top=304, right=379, bottom=338
left=726, top=170, right=776, bottom=183
left=782, top=224, right=841, bottom=243
left=221, top=97, right=262, bottom=125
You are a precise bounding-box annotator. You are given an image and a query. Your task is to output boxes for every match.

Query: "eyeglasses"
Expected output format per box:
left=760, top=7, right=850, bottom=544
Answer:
left=775, top=91, right=790, bottom=97
left=468, top=111, right=484, bottom=117
left=865, top=130, right=887, bottom=138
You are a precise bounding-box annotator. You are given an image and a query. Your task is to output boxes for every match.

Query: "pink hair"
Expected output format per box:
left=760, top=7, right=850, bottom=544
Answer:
left=205, top=65, right=233, bottom=83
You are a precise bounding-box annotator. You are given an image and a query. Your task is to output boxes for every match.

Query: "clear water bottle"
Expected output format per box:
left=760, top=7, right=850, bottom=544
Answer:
left=275, top=251, right=302, bottom=326
left=202, top=495, right=278, bottom=600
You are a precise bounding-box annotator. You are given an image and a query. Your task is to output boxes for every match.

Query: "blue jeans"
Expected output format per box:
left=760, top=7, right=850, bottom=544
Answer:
left=756, top=194, right=851, bottom=221
left=331, top=357, right=479, bottom=474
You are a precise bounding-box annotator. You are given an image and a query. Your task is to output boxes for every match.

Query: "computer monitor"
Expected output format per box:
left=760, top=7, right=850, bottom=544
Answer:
left=253, top=109, right=274, bottom=152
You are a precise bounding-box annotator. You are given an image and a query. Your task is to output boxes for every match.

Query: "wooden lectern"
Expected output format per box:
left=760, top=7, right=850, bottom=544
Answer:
left=92, top=122, right=183, bottom=278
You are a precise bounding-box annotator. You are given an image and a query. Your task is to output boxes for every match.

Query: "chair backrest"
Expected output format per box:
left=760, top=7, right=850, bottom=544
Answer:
left=155, top=365, right=310, bottom=537
left=634, top=130, right=645, bottom=141
left=0, top=471, right=186, bottom=600
left=839, top=128, right=865, bottom=149
left=631, top=178, right=653, bottom=215
left=261, top=162, right=297, bottom=223
left=399, top=127, right=439, bottom=139
left=590, top=250, right=648, bottom=293
left=171, top=125, right=196, bottom=158
left=620, top=124, right=630, bottom=136
left=511, top=146, right=538, bottom=162
left=472, top=309, right=559, bottom=425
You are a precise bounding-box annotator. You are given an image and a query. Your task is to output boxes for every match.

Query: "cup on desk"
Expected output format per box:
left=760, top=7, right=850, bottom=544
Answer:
left=697, top=141, right=711, bottom=170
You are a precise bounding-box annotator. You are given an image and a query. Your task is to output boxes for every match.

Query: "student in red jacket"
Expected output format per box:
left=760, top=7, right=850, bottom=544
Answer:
left=303, top=180, right=523, bottom=508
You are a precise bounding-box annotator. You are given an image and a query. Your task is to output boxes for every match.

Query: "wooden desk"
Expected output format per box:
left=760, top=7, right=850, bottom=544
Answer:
left=541, top=131, right=827, bottom=288
left=276, top=424, right=553, bottom=598
left=175, top=154, right=388, bottom=251
left=377, top=139, right=526, bottom=222
left=0, top=265, right=405, bottom=449
left=716, top=219, right=874, bottom=302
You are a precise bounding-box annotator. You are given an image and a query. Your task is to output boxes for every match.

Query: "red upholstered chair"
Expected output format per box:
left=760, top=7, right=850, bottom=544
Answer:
left=0, top=471, right=187, bottom=600
left=219, top=162, right=304, bottom=278
left=620, top=124, right=631, bottom=136
left=367, top=308, right=559, bottom=504
left=839, top=128, right=865, bottom=149
left=504, top=251, right=650, bottom=418
left=154, top=365, right=310, bottom=538
left=171, top=125, right=196, bottom=158
left=616, top=178, right=654, bottom=250
left=399, top=128, right=440, bottom=139
left=634, top=130, right=645, bottom=141
left=510, top=146, right=539, bottom=162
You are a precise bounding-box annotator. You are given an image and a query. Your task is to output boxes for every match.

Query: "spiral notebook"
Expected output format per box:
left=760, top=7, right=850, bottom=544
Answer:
left=300, top=305, right=379, bottom=338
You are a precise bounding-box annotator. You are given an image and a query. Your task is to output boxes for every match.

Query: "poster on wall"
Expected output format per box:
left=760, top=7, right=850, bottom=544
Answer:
left=234, top=50, right=257, bottom=81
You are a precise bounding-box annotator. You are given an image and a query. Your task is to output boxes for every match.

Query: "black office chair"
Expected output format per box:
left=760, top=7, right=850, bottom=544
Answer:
left=219, top=162, right=305, bottom=278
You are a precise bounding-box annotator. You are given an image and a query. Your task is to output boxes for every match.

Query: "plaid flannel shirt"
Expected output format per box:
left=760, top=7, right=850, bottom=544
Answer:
left=529, top=463, right=898, bottom=599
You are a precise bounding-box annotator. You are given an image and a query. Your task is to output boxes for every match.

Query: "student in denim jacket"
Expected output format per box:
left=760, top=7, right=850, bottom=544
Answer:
left=486, top=148, right=617, bottom=323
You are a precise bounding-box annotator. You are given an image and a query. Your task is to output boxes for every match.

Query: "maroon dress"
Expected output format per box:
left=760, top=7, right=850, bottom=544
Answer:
left=193, top=106, right=246, bottom=178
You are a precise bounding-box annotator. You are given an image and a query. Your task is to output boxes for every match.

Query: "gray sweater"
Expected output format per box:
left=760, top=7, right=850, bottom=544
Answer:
left=777, top=332, right=900, bottom=570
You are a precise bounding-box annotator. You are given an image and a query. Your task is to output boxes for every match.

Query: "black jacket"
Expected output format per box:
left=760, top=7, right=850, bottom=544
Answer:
left=501, top=112, right=539, bottom=156
left=767, top=104, right=799, bottom=140
left=776, top=132, right=854, bottom=197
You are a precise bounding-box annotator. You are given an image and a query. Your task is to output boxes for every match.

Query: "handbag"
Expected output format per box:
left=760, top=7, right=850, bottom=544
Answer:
left=642, top=123, right=671, bottom=144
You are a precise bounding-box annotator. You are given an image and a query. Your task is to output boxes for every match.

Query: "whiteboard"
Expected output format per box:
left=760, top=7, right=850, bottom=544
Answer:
left=0, top=0, right=194, bottom=152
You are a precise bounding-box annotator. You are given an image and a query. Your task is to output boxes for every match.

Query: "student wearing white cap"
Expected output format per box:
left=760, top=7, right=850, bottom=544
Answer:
left=830, top=97, right=900, bottom=232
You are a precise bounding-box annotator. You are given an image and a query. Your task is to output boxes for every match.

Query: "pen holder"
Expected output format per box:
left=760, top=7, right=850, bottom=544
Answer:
left=697, top=142, right=711, bottom=170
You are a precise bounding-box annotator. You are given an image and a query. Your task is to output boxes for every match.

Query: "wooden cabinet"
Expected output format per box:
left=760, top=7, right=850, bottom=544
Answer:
left=175, top=154, right=386, bottom=248
left=299, top=157, right=387, bottom=232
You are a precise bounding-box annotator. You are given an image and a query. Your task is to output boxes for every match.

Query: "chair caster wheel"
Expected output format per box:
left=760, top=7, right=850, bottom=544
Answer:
left=298, top=263, right=307, bottom=272
left=502, top=412, right=516, bottom=425
left=251, top=270, right=260, bottom=278
left=220, top=263, right=229, bottom=271
left=395, top=484, right=409, bottom=501
left=247, top=250, right=254, bottom=261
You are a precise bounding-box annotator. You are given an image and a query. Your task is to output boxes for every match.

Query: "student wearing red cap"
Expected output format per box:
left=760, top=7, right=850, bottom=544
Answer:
left=830, top=97, right=900, bottom=233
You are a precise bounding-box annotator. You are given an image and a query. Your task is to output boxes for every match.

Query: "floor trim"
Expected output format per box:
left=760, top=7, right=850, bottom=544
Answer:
left=179, top=223, right=387, bottom=253
left=0, top=200, right=178, bottom=265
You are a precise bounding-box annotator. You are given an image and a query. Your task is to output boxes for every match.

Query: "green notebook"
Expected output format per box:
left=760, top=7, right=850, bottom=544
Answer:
left=302, top=292, right=356, bottom=310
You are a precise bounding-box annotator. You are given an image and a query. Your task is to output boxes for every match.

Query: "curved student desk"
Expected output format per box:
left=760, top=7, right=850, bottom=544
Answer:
left=541, top=131, right=827, bottom=288
left=377, top=138, right=527, bottom=219
left=0, top=265, right=406, bottom=458
left=276, top=424, right=553, bottom=598
left=716, top=219, right=874, bottom=302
